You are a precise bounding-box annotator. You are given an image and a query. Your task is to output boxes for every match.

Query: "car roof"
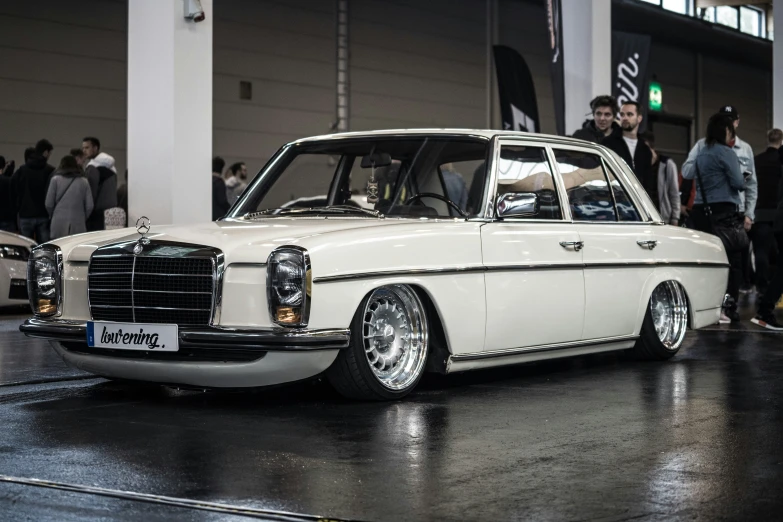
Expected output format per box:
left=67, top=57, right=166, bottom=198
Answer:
left=290, top=128, right=601, bottom=149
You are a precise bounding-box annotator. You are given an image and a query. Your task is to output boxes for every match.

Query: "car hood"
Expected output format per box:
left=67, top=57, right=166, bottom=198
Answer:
left=0, top=230, right=36, bottom=248
left=57, top=218, right=401, bottom=264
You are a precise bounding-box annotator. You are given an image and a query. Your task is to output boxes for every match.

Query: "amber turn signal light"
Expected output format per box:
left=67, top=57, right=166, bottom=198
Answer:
left=275, top=306, right=302, bottom=324
left=37, top=299, right=56, bottom=315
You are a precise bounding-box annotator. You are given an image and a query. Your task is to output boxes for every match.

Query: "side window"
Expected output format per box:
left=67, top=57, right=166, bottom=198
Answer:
left=605, top=166, right=641, bottom=222
left=552, top=149, right=617, bottom=222
left=496, top=145, right=562, bottom=220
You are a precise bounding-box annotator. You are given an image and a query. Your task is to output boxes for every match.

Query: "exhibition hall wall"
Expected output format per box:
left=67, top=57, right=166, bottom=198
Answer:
left=0, top=0, right=772, bottom=183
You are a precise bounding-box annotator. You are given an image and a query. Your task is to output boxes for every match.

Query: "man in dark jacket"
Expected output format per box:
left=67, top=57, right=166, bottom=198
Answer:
left=0, top=157, right=17, bottom=232
left=572, top=95, right=620, bottom=144
left=12, top=139, right=55, bottom=242
left=751, top=131, right=783, bottom=330
left=749, top=128, right=783, bottom=295
left=212, top=156, right=230, bottom=221
left=602, top=101, right=654, bottom=199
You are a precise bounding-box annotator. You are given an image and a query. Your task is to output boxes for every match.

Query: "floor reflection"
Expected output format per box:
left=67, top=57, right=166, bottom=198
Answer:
left=0, top=308, right=780, bottom=520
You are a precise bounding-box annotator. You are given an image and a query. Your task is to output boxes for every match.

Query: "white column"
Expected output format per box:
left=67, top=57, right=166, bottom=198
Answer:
left=774, top=0, right=783, bottom=128
left=562, top=0, right=612, bottom=136
left=127, top=0, right=213, bottom=227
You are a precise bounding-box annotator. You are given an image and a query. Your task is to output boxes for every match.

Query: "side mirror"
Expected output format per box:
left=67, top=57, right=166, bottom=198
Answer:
left=496, top=192, right=539, bottom=218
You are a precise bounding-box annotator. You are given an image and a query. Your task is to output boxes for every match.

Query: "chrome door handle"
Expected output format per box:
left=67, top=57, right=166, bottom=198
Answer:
left=637, top=240, right=658, bottom=250
left=559, top=241, right=584, bottom=251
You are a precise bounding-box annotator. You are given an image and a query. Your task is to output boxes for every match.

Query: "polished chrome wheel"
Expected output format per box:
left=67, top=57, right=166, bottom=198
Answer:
left=649, top=281, right=688, bottom=350
left=361, top=285, right=428, bottom=391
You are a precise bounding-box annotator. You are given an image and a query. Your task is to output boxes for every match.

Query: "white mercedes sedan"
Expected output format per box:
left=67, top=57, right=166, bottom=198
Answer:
left=0, top=230, right=35, bottom=308
left=21, top=130, right=728, bottom=400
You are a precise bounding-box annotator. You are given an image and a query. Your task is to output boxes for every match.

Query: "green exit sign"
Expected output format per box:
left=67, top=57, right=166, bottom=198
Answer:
left=649, top=81, right=663, bottom=112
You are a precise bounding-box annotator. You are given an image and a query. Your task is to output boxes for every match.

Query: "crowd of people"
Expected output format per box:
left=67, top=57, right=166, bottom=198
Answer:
left=0, top=137, right=127, bottom=242
left=573, top=95, right=783, bottom=331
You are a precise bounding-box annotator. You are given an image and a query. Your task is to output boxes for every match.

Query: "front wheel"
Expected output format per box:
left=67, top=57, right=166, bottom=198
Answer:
left=326, top=285, right=429, bottom=400
left=632, top=281, right=689, bottom=360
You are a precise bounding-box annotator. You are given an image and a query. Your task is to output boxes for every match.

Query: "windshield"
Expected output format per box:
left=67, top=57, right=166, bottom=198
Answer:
left=230, top=137, right=490, bottom=219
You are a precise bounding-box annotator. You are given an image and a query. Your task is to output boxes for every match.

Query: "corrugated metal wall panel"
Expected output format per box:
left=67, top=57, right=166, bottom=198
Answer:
left=349, top=0, right=488, bottom=132
left=213, top=0, right=336, bottom=176
left=497, top=0, right=555, bottom=134
left=0, top=0, right=127, bottom=176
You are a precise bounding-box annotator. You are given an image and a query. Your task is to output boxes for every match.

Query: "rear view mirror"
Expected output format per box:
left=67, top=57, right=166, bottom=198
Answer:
left=360, top=152, right=392, bottom=168
left=497, top=192, right=539, bottom=218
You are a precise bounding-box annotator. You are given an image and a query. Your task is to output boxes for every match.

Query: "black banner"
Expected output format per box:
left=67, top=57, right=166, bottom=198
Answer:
left=546, top=0, right=565, bottom=136
left=493, top=45, right=539, bottom=133
left=612, top=31, right=652, bottom=129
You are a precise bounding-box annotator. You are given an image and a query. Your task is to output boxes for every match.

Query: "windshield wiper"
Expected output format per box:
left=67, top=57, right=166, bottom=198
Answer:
left=242, top=206, right=383, bottom=219
left=319, top=205, right=383, bottom=218
left=242, top=209, right=276, bottom=219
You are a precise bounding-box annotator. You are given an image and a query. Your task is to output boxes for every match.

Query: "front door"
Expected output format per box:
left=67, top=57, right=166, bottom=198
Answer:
left=551, top=146, right=655, bottom=340
left=481, top=142, right=585, bottom=352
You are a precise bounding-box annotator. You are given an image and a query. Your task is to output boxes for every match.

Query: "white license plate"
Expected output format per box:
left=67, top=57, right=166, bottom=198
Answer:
left=87, top=322, right=179, bottom=352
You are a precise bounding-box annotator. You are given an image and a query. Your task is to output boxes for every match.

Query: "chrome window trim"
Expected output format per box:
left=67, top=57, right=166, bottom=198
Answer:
left=601, top=157, right=622, bottom=221
left=481, top=135, right=501, bottom=219
left=546, top=144, right=573, bottom=221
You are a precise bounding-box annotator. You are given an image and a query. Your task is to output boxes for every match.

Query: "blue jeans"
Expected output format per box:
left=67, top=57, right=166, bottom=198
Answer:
left=18, top=217, right=50, bottom=243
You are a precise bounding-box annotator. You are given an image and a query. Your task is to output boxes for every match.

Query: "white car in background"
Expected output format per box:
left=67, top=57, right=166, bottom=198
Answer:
left=20, top=130, right=729, bottom=400
left=0, top=231, right=35, bottom=308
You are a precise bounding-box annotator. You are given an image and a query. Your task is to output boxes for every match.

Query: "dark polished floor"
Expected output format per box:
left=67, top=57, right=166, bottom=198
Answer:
left=0, top=298, right=781, bottom=522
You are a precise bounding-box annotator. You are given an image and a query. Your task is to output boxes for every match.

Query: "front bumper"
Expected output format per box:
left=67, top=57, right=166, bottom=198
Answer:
left=20, top=318, right=350, bottom=388
left=20, top=318, right=350, bottom=352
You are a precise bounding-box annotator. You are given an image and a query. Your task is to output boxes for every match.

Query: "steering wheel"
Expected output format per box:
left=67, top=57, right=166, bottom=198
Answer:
left=404, top=192, right=468, bottom=218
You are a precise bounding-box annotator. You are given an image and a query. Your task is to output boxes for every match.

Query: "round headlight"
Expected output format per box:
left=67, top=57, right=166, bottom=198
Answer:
left=267, top=247, right=311, bottom=327
left=27, top=246, right=62, bottom=317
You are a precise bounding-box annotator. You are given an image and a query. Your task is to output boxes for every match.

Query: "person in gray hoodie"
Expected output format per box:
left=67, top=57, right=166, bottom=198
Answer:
left=45, top=155, right=94, bottom=239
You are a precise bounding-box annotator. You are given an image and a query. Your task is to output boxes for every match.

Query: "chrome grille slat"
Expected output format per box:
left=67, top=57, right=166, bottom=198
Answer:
left=88, top=249, right=216, bottom=326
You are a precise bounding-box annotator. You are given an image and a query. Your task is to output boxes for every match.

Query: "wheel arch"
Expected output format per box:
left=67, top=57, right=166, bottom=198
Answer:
left=350, top=283, right=452, bottom=374
left=637, top=270, right=697, bottom=334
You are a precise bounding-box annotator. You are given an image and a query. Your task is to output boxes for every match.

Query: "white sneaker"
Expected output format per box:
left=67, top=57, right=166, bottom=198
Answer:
left=719, top=312, right=731, bottom=324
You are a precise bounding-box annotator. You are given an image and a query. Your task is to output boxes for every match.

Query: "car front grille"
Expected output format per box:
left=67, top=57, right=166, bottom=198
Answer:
left=8, top=279, right=27, bottom=300
left=88, top=251, right=216, bottom=326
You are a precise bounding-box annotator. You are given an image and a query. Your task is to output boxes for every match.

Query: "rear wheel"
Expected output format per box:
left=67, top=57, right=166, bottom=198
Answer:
left=326, top=285, right=429, bottom=400
left=633, top=281, right=689, bottom=360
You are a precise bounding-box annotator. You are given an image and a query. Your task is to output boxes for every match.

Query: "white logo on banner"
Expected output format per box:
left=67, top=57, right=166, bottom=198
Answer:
left=504, top=103, right=537, bottom=133
left=616, top=52, right=640, bottom=107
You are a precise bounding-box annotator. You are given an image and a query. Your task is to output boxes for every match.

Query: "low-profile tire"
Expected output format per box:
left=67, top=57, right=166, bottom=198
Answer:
left=632, top=280, right=689, bottom=360
left=326, top=285, right=429, bottom=401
